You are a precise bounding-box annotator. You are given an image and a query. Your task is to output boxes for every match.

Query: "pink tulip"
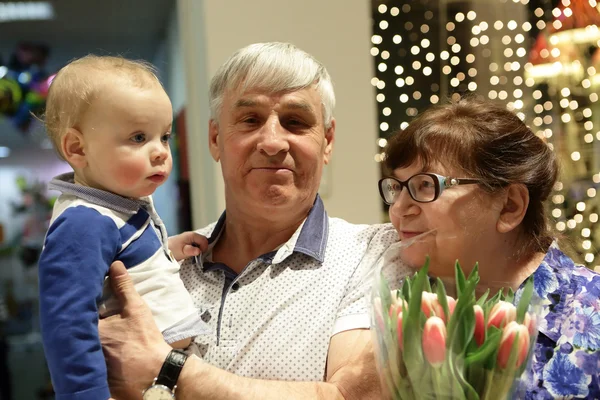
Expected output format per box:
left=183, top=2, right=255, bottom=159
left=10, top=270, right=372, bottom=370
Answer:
left=447, top=297, right=457, bottom=315
left=487, top=301, right=517, bottom=329
left=421, top=292, right=455, bottom=322
left=497, top=321, right=530, bottom=369
left=389, top=296, right=408, bottom=319
left=421, top=292, right=440, bottom=317
left=473, top=305, right=485, bottom=346
left=523, top=312, right=537, bottom=337
left=397, top=311, right=404, bottom=351
left=422, top=316, right=447, bottom=367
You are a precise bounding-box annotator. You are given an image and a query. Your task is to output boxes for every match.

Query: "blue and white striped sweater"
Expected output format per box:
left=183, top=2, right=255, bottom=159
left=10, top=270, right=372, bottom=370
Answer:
left=39, top=173, right=206, bottom=400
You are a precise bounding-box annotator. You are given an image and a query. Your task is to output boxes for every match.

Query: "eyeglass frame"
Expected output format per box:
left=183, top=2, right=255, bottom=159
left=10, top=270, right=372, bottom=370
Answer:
left=378, top=172, right=481, bottom=205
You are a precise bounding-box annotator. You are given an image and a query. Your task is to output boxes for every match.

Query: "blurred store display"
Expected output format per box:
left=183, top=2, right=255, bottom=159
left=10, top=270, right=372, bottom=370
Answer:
left=0, top=42, right=54, bottom=133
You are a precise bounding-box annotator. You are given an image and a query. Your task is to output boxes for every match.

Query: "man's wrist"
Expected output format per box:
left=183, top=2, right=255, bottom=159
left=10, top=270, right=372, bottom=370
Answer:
left=143, top=347, right=189, bottom=399
left=148, top=344, right=174, bottom=388
left=155, top=344, right=172, bottom=371
left=175, top=354, right=206, bottom=400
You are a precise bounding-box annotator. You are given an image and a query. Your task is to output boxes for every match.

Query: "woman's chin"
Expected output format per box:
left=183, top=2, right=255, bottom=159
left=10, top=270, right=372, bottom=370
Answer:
left=401, top=252, right=453, bottom=279
left=400, top=250, right=429, bottom=271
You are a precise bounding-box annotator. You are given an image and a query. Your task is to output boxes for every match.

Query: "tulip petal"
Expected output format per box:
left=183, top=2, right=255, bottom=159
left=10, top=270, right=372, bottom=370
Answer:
left=497, top=321, right=530, bottom=369
left=397, top=311, right=404, bottom=351
left=474, top=304, right=485, bottom=346
left=488, top=301, right=517, bottom=329
left=422, top=316, right=447, bottom=367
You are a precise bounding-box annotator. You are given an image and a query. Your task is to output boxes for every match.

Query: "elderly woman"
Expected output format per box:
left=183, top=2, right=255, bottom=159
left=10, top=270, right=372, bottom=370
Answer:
left=379, top=97, right=600, bottom=399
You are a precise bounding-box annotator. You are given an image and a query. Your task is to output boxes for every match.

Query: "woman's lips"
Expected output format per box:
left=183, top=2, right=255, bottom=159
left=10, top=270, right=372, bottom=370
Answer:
left=400, top=231, right=424, bottom=240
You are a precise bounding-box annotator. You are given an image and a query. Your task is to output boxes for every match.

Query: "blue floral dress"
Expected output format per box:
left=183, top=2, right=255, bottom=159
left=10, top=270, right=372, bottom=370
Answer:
left=520, top=242, right=600, bottom=399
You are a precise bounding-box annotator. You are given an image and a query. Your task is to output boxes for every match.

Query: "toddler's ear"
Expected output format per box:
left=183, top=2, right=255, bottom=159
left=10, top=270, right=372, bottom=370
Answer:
left=62, top=128, right=87, bottom=168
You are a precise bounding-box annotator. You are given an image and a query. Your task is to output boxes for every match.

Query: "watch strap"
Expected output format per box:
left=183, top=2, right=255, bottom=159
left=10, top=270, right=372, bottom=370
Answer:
left=155, top=349, right=188, bottom=389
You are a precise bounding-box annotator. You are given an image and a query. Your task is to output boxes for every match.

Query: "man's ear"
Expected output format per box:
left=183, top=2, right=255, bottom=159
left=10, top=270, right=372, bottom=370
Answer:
left=323, top=118, right=335, bottom=165
left=497, top=184, right=529, bottom=234
left=61, top=128, right=87, bottom=169
left=208, top=120, right=220, bottom=162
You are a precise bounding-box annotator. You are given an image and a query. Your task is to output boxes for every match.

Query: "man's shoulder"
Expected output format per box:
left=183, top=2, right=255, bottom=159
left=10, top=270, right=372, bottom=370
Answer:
left=195, top=221, right=219, bottom=238
left=195, top=217, right=398, bottom=249
left=327, top=218, right=398, bottom=247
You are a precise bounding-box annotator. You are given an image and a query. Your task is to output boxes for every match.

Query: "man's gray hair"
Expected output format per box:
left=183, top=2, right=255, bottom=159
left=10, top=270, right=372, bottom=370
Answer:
left=209, top=42, right=336, bottom=129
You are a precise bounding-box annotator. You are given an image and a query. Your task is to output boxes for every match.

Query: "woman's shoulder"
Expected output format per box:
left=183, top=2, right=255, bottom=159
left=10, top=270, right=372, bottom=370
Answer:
left=528, top=243, right=600, bottom=399
left=536, top=241, right=600, bottom=349
left=541, top=241, right=600, bottom=290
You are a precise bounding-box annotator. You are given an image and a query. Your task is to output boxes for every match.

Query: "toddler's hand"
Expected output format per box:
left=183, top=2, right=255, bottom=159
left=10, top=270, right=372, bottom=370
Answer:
left=168, top=231, right=208, bottom=261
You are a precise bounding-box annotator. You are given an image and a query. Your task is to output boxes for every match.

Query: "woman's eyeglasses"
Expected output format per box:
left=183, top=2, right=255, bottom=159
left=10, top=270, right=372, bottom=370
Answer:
left=378, top=173, right=480, bottom=204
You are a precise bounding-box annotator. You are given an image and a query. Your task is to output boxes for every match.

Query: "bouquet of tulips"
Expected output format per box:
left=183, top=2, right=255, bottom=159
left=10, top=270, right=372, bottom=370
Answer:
left=371, top=256, right=538, bottom=400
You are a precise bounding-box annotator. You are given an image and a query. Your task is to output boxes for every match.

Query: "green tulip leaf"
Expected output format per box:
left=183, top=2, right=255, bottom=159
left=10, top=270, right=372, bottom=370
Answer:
left=401, top=277, right=411, bottom=303
left=502, top=287, right=515, bottom=303
left=435, top=277, right=451, bottom=322
left=402, top=258, right=429, bottom=388
left=455, top=260, right=467, bottom=298
left=467, top=263, right=480, bottom=283
left=465, top=328, right=502, bottom=366
left=476, top=289, right=490, bottom=307
left=516, top=276, right=534, bottom=324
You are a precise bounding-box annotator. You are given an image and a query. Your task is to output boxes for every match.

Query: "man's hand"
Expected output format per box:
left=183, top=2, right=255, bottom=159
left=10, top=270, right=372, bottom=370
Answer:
left=99, top=261, right=172, bottom=400
left=168, top=231, right=208, bottom=261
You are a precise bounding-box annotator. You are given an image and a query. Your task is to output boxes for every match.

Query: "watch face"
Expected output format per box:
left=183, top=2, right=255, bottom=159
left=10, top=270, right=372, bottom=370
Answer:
left=142, top=384, right=175, bottom=400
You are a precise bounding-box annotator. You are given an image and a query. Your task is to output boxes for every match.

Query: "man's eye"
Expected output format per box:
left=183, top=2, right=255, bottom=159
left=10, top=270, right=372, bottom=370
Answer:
left=286, top=118, right=307, bottom=127
left=242, top=117, right=259, bottom=124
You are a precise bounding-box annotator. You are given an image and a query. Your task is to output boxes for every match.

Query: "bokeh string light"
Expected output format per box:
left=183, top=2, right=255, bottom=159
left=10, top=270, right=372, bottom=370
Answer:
left=372, top=0, right=600, bottom=269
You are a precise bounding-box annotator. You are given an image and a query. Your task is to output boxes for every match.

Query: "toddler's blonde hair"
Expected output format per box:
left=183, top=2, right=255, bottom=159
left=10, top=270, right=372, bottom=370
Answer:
left=44, top=55, right=163, bottom=160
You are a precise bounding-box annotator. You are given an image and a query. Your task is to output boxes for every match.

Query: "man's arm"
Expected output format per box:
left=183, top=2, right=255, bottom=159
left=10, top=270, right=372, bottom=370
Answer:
left=175, top=329, right=379, bottom=400
left=99, top=262, right=381, bottom=400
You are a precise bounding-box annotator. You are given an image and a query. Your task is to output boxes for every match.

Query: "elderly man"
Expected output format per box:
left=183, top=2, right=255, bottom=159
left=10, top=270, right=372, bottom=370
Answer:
left=100, top=42, right=399, bottom=400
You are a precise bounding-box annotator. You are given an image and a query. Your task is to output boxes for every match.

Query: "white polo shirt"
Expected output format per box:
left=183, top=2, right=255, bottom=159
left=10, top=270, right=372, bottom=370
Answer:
left=179, top=196, right=405, bottom=381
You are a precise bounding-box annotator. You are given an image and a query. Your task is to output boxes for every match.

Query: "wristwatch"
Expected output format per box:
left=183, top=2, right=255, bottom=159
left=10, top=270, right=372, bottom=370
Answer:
left=142, top=349, right=188, bottom=400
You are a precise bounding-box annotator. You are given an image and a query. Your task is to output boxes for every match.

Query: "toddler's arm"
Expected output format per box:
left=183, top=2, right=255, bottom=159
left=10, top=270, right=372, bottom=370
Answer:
left=39, top=207, right=120, bottom=400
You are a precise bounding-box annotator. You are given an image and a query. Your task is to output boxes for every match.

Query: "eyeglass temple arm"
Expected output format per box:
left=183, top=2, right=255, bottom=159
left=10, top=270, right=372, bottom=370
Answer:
left=446, top=177, right=480, bottom=186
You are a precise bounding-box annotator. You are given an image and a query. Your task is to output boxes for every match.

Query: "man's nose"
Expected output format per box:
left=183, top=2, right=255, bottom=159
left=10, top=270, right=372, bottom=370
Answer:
left=256, top=116, right=290, bottom=156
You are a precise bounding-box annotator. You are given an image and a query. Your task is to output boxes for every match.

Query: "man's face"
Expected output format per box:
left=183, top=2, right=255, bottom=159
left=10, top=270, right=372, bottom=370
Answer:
left=209, top=85, right=335, bottom=215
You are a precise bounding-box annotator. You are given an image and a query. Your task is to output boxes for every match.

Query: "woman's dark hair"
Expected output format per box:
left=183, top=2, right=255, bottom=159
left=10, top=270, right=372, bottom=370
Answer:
left=384, top=96, right=559, bottom=255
